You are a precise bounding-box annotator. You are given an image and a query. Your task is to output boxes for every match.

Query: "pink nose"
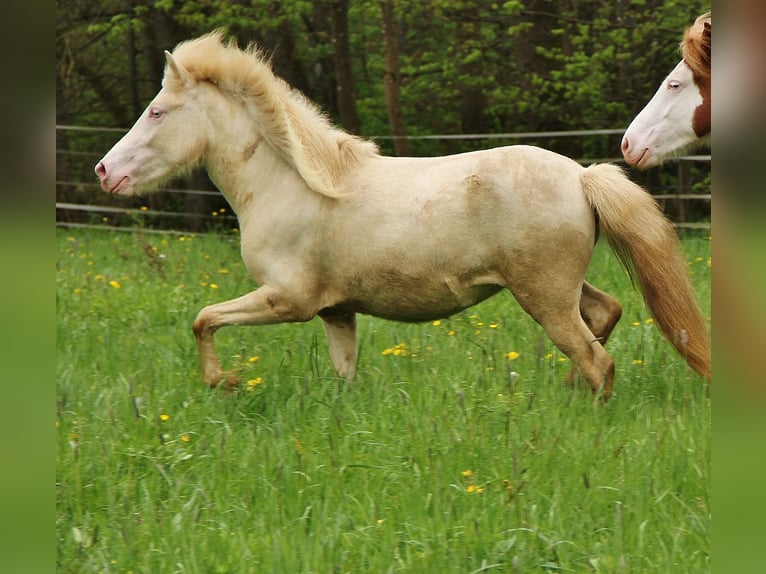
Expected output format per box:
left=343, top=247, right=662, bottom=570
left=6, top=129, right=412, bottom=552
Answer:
left=95, top=161, right=107, bottom=181
left=620, top=135, right=631, bottom=156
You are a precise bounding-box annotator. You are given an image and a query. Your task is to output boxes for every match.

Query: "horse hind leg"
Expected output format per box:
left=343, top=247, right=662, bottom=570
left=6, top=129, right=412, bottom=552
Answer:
left=543, top=308, right=616, bottom=399
left=580, top=281, right=622, bottom=345
left=515, top=287, right=616, bottom=398
left=567, top=281, right=622, bottom=385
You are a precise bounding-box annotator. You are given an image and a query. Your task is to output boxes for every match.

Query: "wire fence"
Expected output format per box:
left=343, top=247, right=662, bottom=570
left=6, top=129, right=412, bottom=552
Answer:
left=56, top=125, right=710, bottom=234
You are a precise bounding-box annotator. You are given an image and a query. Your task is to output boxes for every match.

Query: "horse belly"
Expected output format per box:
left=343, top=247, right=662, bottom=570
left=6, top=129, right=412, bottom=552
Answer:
left=345, top=270, right=504, bottom=323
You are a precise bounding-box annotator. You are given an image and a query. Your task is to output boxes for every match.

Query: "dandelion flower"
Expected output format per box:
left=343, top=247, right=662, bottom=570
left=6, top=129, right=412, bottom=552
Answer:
left=247, top=356, right=260, bottom=363
left=109, top=280, right=121, bottom=289
left=506, top=351, right=520, bottom=361
left=432, top=320, right=441, bottom=326
left=247, top=377, right=264, bottom=390
left=181, top=434, right=190, bottom=443
left=644, top=318, right=654, bottom=325
left=632, top=359, right=643, bottom=365
left=632, top=321, right=641, bottom=327
left=159, top=414, right=170, bottom=421
left=489, top=323, right=499, bottom=329
left=448, top=330, right=456, bottom=336
left=210, top=283, right=219, bottom=289
left=462, top=469, right=473, bottom=478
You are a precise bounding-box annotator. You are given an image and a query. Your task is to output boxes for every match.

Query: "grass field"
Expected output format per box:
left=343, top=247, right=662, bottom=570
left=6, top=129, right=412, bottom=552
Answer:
left=56, top=227, right=711, bottom=573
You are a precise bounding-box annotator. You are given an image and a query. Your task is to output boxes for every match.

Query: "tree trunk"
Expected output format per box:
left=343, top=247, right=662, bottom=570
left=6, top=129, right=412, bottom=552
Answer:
left=380, top=0, right=411, bottom=156
left=329, top=0, right=361, bottom=134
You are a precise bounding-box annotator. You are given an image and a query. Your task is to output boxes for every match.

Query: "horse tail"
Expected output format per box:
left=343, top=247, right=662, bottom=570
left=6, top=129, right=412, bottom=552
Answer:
left=580, top=163, right=711, bottom=378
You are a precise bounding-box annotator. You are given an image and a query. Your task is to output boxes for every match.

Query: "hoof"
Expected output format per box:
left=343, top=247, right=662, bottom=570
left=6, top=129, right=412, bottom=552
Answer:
left=204, top=369, right=241, bottom=391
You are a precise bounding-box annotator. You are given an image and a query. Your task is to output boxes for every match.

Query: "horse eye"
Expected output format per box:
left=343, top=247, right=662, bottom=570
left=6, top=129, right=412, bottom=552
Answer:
left=148, top=107, right=164, bottom=119
left=668, top=81, right=681, bottom=90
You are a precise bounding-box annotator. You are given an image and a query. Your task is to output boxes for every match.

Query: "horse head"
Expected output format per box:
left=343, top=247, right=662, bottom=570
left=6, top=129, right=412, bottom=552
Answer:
left=95, top=52, right=209, bottom=196
left=621, top=13, right=711, bottom=168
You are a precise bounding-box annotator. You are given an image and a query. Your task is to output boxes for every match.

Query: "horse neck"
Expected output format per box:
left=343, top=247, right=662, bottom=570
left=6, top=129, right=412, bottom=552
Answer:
left=203, top=119, right=312, bottom=217
left=691, top=73, right=711, bottom=137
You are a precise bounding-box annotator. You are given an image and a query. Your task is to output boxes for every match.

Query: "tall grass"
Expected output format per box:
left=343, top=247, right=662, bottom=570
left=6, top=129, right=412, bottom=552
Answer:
left=56, top=228, right=711, bottom=573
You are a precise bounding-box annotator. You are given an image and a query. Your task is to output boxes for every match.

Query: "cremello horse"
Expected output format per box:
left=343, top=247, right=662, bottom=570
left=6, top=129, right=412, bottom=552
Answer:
left=622, top=12, right=711, bottom=168
left=95, top=32, right=710, bottom=399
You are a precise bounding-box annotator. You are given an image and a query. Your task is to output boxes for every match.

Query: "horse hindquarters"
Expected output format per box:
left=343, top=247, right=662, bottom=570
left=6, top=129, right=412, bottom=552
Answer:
left=580, top=164, right=711, bottom=378
left=495, top=206, right=617, bottom=397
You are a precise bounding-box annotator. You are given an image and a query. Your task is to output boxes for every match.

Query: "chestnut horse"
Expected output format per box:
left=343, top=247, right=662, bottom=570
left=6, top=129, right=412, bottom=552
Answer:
left=95, top=32, right=710, bottom=399
left=622, top=13, right=711, bottom=168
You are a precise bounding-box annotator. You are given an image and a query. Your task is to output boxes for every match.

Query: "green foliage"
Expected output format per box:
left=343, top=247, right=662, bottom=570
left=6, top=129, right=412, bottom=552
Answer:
left=57, top=0, right=710, bottom=142
left=56, top=228, right=711, bottom=572
left=56, top=1, right=711, bottom=220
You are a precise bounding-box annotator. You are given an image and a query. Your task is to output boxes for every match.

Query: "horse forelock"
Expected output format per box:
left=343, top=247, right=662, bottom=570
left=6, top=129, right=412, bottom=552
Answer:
left=680, top=12, right=711, bottom=80
left=169, top=30, right=378, bottom=198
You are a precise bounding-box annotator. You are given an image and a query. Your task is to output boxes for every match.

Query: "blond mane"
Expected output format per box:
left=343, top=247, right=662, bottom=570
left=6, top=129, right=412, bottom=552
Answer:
left=680, top=12, right=711, bottom=79
left=170, top=31, right=378, bottom=198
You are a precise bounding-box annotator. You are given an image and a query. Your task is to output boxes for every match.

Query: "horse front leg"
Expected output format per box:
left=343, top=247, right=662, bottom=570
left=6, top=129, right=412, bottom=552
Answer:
left=318, top=310, right=358, bottom=380
left=192, top=285, right=314, bottom=389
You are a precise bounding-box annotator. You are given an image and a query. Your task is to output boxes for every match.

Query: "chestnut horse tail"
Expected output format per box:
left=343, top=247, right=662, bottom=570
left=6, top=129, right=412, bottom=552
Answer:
left=580, top=163, right=711, bottom=378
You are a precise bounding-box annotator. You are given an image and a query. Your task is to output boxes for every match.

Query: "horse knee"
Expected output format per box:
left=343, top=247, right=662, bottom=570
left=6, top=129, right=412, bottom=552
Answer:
left=193, top=308, right=217, bottom=340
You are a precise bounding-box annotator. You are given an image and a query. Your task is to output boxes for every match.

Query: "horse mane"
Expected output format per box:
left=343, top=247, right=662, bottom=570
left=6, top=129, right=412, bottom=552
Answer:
left=680, top=12, right=711, bottom=79
left=170, top=30, right=379, bottom=198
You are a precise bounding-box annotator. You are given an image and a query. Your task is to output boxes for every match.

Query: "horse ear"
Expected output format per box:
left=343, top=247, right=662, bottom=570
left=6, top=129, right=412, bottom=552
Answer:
left=164, top=51, right=195, bottom=88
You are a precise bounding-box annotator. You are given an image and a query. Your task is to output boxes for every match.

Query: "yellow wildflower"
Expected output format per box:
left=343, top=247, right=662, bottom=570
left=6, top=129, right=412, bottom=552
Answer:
left=462, top=469, right=473, bottom=478
left=109, top=280, right=121, bottom=289
left=506, top=351, right=520, bottom=361
left=432, top=320, right=441, bottom=326
left=247, top=377, right=264, bottom=390
left=159, top=414, right=170, bottom=421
